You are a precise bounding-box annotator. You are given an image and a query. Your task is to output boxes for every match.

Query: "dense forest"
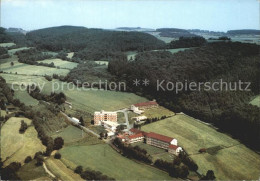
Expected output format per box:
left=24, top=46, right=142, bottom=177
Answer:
left=168, top=37, right=207, bottom=48
left=108, top=41, right=260, bottom=150
left=26, top=26, right=165, bottom=60
left=156, top=28, right=198, bottom=38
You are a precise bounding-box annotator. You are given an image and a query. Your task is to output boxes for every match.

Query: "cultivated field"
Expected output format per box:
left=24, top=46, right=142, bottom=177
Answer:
left=1, top=117, right=45, bottom=166
left=38, top=58, right=78, bottom=69
left=12, top=85, right=39, bottom=106
left=141, top=114, right=260, bottom=180
left=0, top=42, right=16, bottom=47
left=60, top=144, right=172, bottom=180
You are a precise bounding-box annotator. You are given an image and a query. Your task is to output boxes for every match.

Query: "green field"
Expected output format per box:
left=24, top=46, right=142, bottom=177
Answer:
left=250, top=95, right=260, bottom=107
left=8, top=47, right=31, bottom=55
left=60, top=144, right=172, bottom=180
left=51, top=125, right=86, bottom=144
left=0, top=42, right=16, bottom=47
left=1, top=60, right=69, bottom=76
left=38, top=58, right=78, bottom=69
left=12, top=85, right=39, bottom=106
left=143, top=106, right=175, bottom=119
left=17, top=160, right=50, bottom=180
left=141, top=114, right=260, bottom=180
left=1, top=117, right=46, bottom=166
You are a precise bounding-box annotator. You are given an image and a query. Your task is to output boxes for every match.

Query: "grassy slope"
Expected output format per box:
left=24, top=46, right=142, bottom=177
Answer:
left=17, top=160, right=50, bottom=180
left=1, top=117, right=46, bottom=166
left=0, top=42, right=16, bottom=47
left=141, top=115, right=260, bottom=180
left=45, top=156, right=84, bottom=181
left=38, top=58, right=78, bottom=69
left=60, top=144, right=172, bottom=180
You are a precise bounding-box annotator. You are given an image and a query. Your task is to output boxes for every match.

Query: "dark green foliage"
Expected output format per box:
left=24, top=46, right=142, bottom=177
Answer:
left=53, top=137, right=64, bottom=150
left=168, top=36, right=207, bottom=48
left=0, top=162, right=21, bottom=180
left=19, top=120, right=28, bottom=134
left=27, top=85, right=66, bottom=105
left=108, top=41, right=260, bottom=150
left=26, top=26, right=165, bottom=60
left=200, top=170, right=216, bottom=180
left=0, top=27, right=12, bottom=43
left=79, top=168, right=115, bottom=180
left=156, top=28, right=198, bottom=38
left=74, top=165, right=83, bottom=174
left=16, top=48, right=54, bottom=66
left=24, top=156, right=32, bottom=163
left=54, top=152, right=61, bottom=159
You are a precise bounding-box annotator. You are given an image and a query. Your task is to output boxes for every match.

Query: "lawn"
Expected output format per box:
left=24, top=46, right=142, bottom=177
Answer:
left=38, top=58, right=78, bottom=69
left=0, top=42, right=16, bottom=47
left=141, top=114, right=260, bottom=180
left=60, top=144, right=172, bottom=180
left=0, top=117, right=46, bottom=166
left=250, top=95, right=259, bottom=107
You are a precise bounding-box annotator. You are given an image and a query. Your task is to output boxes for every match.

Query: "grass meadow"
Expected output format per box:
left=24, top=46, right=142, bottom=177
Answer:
left=60, top=144, right=172, bottom=180
left=1, top=117, right=45, bottom=167
left=38, top=58, right=78, bottom=69
left=141, top=114, right=260, bottom=180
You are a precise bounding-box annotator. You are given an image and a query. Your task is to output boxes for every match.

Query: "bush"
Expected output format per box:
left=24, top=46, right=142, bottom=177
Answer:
left=24, top=156, right=32, bottom=163
left=54, top=152, right=61, bottom=159
left=74, top=165, right=83, bottom=174
left=19, top=120, right=28, bottom=134
left=53, top=137, right=64, bottom=150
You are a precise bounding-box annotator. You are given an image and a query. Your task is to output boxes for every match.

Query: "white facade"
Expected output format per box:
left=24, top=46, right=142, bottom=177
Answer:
left=170, top=139, right=178, bottom=146
left=133, top=115, right=147, bottom=122
left=130, top=105, right=144, bottom=114
left=71, top=117, right=80, bottom=125
left=102, top=121, right=119, bottom=132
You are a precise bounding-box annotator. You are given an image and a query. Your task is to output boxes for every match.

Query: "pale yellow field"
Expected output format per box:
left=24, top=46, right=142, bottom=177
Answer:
left=0, top=42, right=16, bottom=47
left=1, top=117, right=45, bottom=166
left=142, top=115, right=260, bottom=180
left=66, top=52, right=74, bottom=59
left=38, top=58, right=78, bottom=69
left=94, top=61, right=109, bottom=65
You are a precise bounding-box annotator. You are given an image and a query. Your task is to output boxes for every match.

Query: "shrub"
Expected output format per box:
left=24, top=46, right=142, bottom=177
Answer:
left=24, top=156, right=32, bottom=163
left=54, top=153, right=61, bottom=159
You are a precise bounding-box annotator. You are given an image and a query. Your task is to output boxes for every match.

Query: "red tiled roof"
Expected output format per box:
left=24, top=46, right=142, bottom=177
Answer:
left=169, top=144, right=178, bottom=150
left=130, top=128, right=142, bottom=134
left=129, top=133, right=144, bottom=139
left=146, top=132, right=174, bottom=143
left=133, top=101, right=158, bottom=107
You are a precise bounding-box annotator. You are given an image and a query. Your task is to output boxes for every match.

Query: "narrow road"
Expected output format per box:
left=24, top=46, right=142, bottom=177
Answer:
left=43, top=162, right=56, bottom=178
left=116, top=108, right=131, bottom=130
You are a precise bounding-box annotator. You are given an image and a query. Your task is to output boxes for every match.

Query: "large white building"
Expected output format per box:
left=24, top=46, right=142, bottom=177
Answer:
left=94, top=110, right=117, bottom=125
